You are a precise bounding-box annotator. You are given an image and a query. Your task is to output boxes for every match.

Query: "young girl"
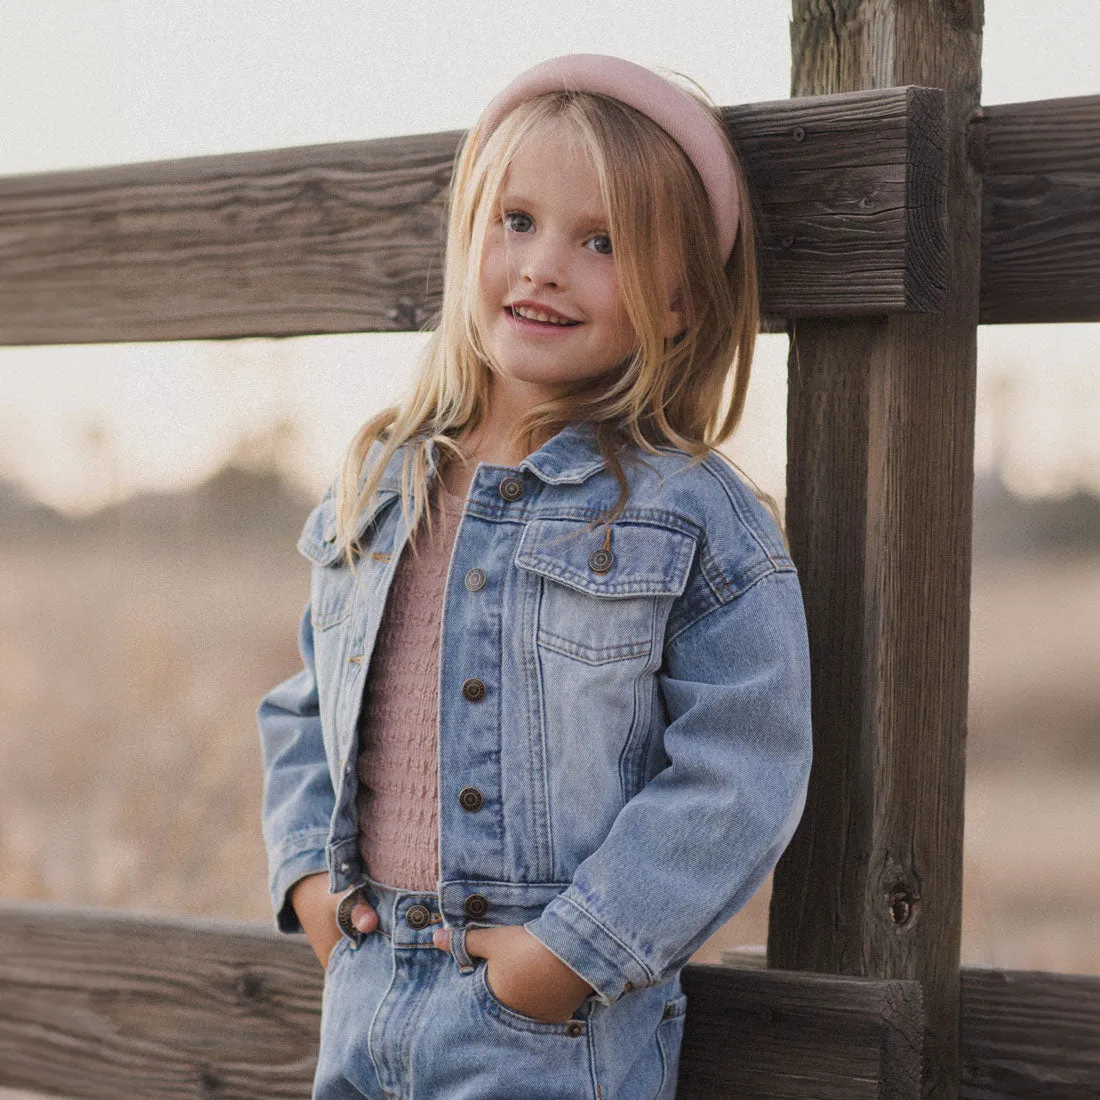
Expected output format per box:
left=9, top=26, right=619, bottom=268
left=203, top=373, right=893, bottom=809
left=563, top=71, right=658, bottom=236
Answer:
left=259, top=53, right=812, bottom=1099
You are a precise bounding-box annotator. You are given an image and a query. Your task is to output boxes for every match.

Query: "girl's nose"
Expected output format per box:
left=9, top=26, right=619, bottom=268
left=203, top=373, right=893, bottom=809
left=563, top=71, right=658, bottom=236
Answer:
left=518, top=236, right=568, bottom=288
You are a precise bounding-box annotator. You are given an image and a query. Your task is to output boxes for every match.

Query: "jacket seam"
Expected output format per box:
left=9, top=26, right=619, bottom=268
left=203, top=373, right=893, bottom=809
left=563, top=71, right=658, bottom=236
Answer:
left=665, top=565, right=794, bottom=647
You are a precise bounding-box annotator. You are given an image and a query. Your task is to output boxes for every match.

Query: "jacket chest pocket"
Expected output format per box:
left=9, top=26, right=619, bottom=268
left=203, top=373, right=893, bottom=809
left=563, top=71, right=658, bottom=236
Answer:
left=515, top=517, right=697, bottom=665
left=298, top=488, right=400, bottom=630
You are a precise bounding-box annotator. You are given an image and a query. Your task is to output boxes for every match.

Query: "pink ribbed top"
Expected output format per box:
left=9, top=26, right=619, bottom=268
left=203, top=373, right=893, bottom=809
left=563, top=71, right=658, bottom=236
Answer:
left=355, top=478, right=466, bottom=890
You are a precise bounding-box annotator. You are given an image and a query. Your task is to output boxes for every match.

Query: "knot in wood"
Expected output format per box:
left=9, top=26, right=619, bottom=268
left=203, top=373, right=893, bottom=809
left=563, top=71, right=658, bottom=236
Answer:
left=792, top=126, right=806, bottom=143
left=888, top=886, right=920, bottom=929
left=234, top=970, right=264, bottom=1001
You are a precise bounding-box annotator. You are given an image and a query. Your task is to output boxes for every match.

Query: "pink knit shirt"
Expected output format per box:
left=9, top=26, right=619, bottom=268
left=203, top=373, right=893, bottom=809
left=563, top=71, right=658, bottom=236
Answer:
left=355, top=479, right=466, bottom=890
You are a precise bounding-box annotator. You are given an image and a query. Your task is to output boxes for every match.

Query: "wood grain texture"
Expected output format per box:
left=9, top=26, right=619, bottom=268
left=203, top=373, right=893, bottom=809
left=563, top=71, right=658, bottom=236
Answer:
left=3, top=904, right=1096, bottom=1099
left=0, top=902, right=925, bottom=1100
left=959, top=969, right=1100, bottom=1099
left=724, top=953, right=1100, bottom=1099
left=976, top=94, right=1100, bottom=324
left=771, top=4, right=984, bottom=1099
left=678, top=962, right=924, bottom=1099
left=0, top=88, right=947, bottom=346
left=0, top=900, right=322, bottom=1098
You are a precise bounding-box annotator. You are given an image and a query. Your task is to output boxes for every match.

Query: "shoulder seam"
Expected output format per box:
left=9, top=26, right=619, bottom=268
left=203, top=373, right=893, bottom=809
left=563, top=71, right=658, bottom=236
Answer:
left=665, top=566, right=798, bottom=647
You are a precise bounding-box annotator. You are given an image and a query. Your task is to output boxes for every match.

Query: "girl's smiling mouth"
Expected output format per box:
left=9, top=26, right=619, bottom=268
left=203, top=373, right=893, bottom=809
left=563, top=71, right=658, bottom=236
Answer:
left=506, top=301, right=581, bottom=329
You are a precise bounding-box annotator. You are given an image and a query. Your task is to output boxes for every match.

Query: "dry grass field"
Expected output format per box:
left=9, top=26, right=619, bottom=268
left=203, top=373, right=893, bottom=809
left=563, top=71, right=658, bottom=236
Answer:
left=1, top=469, right=1098, bottom=990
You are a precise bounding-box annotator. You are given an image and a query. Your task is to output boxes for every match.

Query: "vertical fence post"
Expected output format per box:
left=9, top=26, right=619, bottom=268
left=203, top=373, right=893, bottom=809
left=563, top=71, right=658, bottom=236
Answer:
left=768, top=4, right=985, bottom=1098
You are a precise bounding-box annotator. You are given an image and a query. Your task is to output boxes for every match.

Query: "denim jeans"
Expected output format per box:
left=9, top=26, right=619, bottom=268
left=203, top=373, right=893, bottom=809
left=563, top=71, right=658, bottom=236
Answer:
left=315, top=876, right=688, bottom=1099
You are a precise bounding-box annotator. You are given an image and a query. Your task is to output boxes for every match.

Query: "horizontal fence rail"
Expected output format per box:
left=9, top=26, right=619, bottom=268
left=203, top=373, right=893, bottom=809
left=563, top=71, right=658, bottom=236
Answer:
left=977, top=93, right=1100, bottom=324
left=0, top=86, right=948, bottom=345
left=2, top=903, right=1098, bottom=1098
left=0, top=902, right=924, bottom=1100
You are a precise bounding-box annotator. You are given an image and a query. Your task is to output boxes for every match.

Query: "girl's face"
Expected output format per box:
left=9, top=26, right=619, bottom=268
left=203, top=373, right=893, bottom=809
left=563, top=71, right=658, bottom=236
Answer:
left=474, top=119, right=682, bottom=405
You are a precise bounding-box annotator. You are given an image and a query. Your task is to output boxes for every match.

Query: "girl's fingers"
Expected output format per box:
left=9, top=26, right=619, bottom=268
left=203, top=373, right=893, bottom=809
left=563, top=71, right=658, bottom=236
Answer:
left=350, top=899, right=379, bottom=934
left=432, top=926, right=489, bottom=956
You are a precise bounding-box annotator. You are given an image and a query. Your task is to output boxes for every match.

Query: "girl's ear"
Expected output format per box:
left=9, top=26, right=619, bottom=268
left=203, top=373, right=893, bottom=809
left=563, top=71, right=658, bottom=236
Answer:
left=662, top=291, right=686, bottom=341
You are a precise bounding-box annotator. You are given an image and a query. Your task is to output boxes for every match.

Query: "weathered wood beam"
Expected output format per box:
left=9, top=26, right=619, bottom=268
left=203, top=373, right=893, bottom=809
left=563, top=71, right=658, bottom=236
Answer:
left=0, top=901, right=320, bottom=1099
left=0, top=86, right=945, bottom=346
left=679, top=962, right=924, bottom=1099
left=959, top=968, right=1100, bottom=1098
left=726, top=950, right=1100, bottom=1099
left=976, top=94, right=1100, bottom=324
left=0, top=902, right=925, bottom=1099
left=771, top=4, right=984, bottom=1099
left=3, top=904, right=1097, bottom=1099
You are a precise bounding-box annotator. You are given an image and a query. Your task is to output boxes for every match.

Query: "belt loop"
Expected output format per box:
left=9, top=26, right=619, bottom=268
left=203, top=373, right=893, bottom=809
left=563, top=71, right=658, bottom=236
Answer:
left=449, top=924, right=476, bottom=974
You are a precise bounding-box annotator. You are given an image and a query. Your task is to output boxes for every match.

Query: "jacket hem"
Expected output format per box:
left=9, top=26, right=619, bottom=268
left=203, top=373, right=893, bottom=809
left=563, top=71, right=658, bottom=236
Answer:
left=269, top=833, right=331, bottom=934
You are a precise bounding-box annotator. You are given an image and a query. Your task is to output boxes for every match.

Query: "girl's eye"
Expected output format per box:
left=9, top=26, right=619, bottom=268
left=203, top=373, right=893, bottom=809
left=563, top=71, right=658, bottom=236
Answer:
left=586, top=233, right=613, bottom=256
left=504, top=211, right=533, bottom=233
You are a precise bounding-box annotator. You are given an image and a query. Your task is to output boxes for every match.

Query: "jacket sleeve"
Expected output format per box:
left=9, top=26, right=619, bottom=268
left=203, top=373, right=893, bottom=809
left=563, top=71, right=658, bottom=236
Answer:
left=257, top=600, right=335, bottom=933
left=522, top=568, right=813, bottom=1006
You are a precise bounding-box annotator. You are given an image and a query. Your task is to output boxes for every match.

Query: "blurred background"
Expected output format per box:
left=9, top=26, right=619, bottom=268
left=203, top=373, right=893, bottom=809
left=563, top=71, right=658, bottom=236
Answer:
left=1, top=0, right=1097, bottom=989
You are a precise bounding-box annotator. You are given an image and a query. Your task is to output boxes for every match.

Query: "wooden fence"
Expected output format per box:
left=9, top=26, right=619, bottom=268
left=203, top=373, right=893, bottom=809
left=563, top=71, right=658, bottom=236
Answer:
left=1, top=1, right=1098, bottom=1096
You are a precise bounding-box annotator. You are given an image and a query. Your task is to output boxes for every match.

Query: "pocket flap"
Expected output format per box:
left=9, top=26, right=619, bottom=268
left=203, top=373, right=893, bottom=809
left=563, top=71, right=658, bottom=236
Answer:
left=297, top=488, right=399, bottom=566
left=515, top=518, right=696, bottom=597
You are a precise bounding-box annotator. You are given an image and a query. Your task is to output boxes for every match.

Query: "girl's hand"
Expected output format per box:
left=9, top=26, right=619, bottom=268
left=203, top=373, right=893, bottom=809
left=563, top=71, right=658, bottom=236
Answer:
left=289, top=873, right=379, bottom=969
left=431, top=925, right=595, bottom=1023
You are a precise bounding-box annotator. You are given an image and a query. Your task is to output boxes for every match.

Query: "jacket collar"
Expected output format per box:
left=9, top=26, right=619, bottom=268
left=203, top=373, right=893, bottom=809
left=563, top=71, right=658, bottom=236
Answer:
left=376, top=420, right=609, bottom=492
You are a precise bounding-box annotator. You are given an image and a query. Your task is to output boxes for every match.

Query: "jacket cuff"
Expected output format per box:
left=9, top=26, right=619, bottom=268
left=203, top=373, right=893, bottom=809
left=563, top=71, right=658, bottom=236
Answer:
left=523, top=892, right=653, bottom=1007
left=269, top=832, right=330, bottom=934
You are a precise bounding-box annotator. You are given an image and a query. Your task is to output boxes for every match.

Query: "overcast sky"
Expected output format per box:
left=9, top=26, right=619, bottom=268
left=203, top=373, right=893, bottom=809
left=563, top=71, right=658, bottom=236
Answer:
left=1, top=2, right=1097, bottom=512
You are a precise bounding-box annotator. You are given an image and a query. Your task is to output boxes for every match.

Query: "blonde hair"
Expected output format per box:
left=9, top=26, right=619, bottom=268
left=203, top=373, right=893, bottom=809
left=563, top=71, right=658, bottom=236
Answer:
left=334, top=82, right=760, bottom=569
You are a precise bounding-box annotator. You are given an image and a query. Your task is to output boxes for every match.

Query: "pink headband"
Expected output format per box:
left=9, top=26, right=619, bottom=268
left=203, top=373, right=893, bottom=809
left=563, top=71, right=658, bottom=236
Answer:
left=477, top=53, right=739, bottom=262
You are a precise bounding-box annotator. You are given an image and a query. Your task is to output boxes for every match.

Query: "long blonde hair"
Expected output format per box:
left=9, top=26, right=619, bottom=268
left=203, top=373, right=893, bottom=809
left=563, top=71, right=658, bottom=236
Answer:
left=334, top=81, right=760, bottom=569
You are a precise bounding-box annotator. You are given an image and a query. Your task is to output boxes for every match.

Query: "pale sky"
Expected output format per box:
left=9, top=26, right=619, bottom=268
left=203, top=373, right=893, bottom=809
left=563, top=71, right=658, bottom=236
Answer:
left=0, top=1, right=1097, bottom=513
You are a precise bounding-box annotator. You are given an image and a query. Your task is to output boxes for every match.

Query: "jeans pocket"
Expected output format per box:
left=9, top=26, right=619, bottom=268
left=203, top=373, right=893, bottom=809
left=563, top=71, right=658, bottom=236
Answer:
left=655, top=992, right=689, bottom=1098
left=472, top=961, right=591, bottom=1037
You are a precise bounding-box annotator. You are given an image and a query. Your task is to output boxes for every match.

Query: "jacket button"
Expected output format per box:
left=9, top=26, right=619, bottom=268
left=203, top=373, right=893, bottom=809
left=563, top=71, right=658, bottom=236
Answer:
left=566, top=1021, right=585, bottom=1038
left=458, top=786, right=484, bottom=812
left=462, top=677, right=487, bottom=701
left=464, top=893, right=490, bottom=918
left=406, top=904, right=431, bottom=929
left=465, top=567, right=487, bottom=591
left=498, top=476, right=524, bottom=502
left=589, top=548, right=614, bottom=573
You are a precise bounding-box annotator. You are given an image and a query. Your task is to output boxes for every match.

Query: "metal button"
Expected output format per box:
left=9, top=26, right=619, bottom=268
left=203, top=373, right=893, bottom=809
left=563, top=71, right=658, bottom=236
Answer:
left=339, top=861, right=351, bottom=873
left=623, top=981, right=633, bottom=992
left=462, top=677, right=487, bottom=701
left=498, top=476, right=524, bottom=502
left=464, top=893, right=490, bottom=919
left=465, top=567, right=487, bottom=591
left=458, top=786, right=484, bottom=812
left=662, top=1001, right=676, bottom=1018
left=589, top=548, right=614, bottom=573
left=406, top=904, right=431, bottom=929
left=566, top=1021, right=585, bottom=1038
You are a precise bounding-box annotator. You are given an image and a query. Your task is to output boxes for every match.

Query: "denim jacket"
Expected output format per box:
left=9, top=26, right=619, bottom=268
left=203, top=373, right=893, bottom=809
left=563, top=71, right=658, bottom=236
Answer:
left=258, top=419, right=812, bottom=1007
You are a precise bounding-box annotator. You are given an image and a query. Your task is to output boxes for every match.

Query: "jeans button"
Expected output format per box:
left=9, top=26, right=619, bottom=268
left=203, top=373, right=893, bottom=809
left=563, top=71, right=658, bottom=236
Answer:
left=406, top=904, right=431, bottom=929
left=464, top=893, right=490, bottom=919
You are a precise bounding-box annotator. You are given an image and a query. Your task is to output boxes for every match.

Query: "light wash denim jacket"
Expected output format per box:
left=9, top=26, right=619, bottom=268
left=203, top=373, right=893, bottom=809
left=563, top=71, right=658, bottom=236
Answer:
left=258, top=419, right=812, bottom=1007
